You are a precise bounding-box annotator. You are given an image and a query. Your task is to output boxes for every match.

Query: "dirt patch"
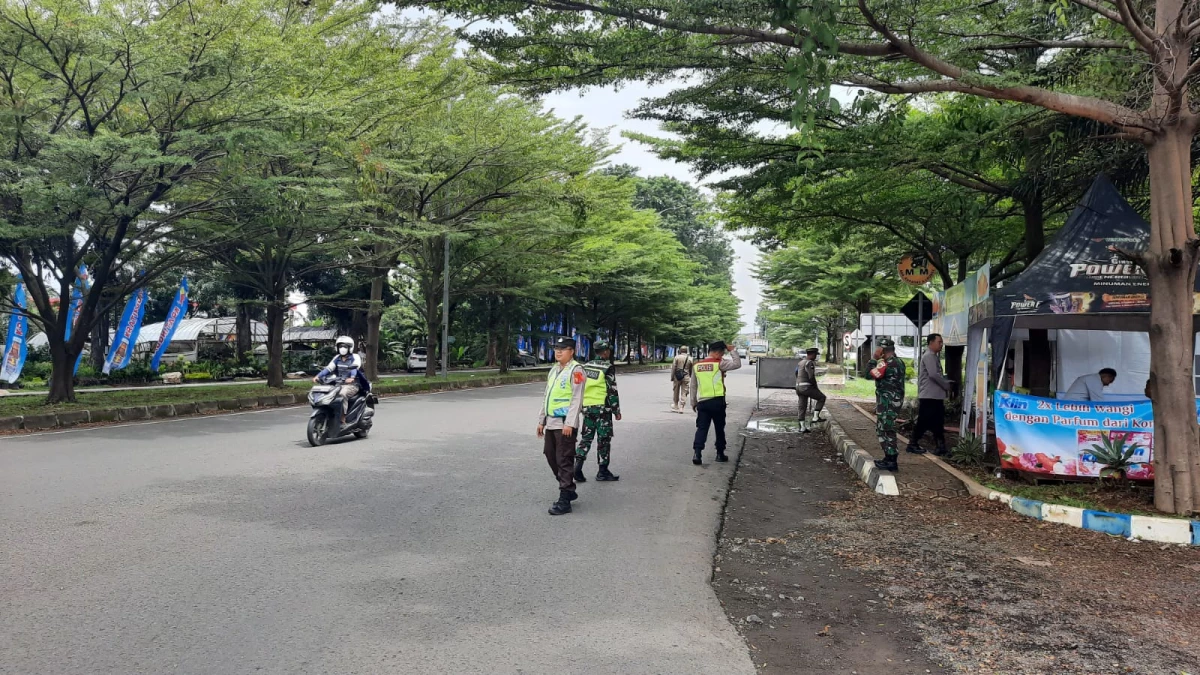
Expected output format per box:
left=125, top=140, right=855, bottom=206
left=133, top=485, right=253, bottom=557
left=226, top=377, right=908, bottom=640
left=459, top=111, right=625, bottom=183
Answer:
left=717, top=422, right=1200, bottom=674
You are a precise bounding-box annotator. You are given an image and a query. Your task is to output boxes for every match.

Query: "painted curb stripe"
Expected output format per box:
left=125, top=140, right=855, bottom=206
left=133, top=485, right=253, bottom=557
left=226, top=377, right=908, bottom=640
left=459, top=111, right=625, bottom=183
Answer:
left=1081, top=511, right=1132, bottom=538
left=826, top=417, right=898, bottom=496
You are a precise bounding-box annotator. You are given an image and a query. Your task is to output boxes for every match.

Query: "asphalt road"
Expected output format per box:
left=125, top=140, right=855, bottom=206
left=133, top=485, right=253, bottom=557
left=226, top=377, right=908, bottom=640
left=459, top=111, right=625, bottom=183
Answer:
left=1, top=367, right=758, bottom=674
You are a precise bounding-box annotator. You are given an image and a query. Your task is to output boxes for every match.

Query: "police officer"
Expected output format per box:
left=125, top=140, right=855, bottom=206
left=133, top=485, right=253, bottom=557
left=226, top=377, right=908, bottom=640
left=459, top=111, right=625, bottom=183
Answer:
left=795, top=346, right=826, bottom=432
left=868, top=338, right=906, bottom=472
left=575, top=341, right=622, bottom=482
left=536, top=336, right=585, bottom=515
left=689, top=340, right=741, bottom=465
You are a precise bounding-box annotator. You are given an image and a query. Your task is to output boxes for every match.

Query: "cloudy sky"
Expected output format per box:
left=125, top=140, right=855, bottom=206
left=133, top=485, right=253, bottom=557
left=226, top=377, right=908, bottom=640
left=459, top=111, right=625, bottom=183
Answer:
left=541, top=85, right=763, bottom=333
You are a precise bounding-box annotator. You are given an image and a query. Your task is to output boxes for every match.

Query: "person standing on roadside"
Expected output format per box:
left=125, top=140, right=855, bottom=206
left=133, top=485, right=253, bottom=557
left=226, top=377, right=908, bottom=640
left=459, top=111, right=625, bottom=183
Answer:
left=795, top=347, right=826, bottom=432
left=575, top=341, right=622, bottom=483
left=689, top=340, right=741, bottom=465
left=907, top=333, right=953, bottom=456
left=536, top=336, right=585, bottom=516
left=868, top=338, right=907, bottom=472
left=671, top=346, right=693, bottom=413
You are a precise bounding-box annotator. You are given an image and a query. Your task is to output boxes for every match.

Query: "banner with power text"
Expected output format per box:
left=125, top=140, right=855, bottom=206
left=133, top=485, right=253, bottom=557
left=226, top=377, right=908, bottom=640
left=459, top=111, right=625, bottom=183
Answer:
left=104, top=287, right=148, bottom=375
left=992, top=391, right=1200, bottom=480
left=150, top=278, right=189, bottom=372
left=1, top=282, right=29, bottom=383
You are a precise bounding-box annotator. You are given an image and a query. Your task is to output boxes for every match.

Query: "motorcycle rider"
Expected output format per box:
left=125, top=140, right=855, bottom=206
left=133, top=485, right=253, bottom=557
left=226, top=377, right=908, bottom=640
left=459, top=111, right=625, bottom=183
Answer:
left=314, top=336, right=362, bottom=421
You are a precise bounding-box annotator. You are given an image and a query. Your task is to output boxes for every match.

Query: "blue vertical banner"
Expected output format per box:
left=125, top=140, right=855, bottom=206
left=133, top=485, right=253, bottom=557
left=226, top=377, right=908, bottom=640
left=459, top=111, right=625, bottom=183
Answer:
left=150, top=278, right=189, bottom=372
left=104, top=286, right=148, bottom=374
left=1, top=282, right=30, bottom=383
left=65, top=264, right=92, bottom=375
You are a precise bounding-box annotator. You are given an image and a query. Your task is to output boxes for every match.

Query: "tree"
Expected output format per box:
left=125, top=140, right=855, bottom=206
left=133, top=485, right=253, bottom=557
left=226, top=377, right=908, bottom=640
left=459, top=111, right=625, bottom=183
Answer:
left=407, top=0, right=1200, bottom=514
left=0, top=0, right=307, bottom=402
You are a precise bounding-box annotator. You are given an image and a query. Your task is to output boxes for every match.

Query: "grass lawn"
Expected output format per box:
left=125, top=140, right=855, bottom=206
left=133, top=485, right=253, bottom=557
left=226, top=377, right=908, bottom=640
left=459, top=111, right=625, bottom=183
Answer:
left=838, top=376, right=919, bottom=400
left=0, top=371, right=542, bottom=418
left=968, top=472, right=1183, bottom=519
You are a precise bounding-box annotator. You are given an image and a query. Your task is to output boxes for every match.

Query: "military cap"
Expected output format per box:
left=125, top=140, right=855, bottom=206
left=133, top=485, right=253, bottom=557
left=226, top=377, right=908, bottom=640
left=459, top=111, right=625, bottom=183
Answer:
left=877, top=338, right=896, bottom=349
left=593, top=341, right=611, bottom=353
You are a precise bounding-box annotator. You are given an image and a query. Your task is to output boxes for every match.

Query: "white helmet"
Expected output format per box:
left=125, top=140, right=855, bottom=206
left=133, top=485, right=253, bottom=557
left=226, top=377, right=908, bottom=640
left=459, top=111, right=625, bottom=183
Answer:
left=335, top=336, right=355, bottom=354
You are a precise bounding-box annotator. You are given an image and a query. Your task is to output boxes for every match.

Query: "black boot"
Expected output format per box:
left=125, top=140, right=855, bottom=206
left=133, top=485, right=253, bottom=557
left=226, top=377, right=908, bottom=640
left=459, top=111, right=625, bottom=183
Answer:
left=596, top=466, right=620, bottom=481
left=715, top=450, right=729, bottom=463
left=574, top=457, right=587, bottom=483
left=565, top=489, right=578, bottom=501
left=549, top=491, right=573, bottom=515
left=693, top=449, right=703, bottom=465
left=905, top=443, right=926, bottom=455
left=873, top=454, right=899, bottom=472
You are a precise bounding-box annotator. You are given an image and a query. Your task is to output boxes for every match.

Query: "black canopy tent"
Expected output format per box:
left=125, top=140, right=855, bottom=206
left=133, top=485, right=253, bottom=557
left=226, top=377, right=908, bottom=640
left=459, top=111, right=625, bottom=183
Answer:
left=982, top=174, right=1200, bottom=385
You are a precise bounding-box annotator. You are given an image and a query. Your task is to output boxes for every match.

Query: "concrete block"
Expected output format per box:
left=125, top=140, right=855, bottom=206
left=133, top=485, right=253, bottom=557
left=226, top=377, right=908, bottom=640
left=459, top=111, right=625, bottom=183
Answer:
left=118, top=406, right=149, bottom=421
left=89, top=409, right=118, bottom=423
left=1193, top=522, right=1200, bottom=547
left=988, top=491, right=1013, bottom=505
left=276, top=394, right=296, bottom=405
left=56, top=411, right=90, bottom=427
left=237, top=398, right=259, bottom=410
left=217, top=399, right=240, bottom=411
left=173, top=403, right=198, bottom=416
left=874, top=474, right=900, bottom=496
left=1009, top=497, right=1044, bottom=520
left=160, top=372, right=183, bottom=385
left=0, top=416, right=23, bottom=430
left=1041, top=503, right=1085, bottom=528
left=1129, top=515, right=1193, bottom=545
left=22, top=413, right=58, bottom=430
left=148, top=404, right=175, bottom=419
left=196, top=401, right=219, bottom=414
left=1082, top=510, right=1132, bottom=538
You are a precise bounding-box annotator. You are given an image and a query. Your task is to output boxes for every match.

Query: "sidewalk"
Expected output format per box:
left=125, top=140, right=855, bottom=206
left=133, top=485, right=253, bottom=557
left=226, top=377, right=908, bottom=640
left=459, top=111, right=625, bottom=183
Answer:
left=824, top=398, right=967, bottom=499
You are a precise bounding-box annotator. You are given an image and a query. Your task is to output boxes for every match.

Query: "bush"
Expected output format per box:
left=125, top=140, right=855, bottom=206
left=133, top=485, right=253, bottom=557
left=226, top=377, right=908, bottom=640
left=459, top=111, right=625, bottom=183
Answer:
left=184, top=372, right=212, bottom=381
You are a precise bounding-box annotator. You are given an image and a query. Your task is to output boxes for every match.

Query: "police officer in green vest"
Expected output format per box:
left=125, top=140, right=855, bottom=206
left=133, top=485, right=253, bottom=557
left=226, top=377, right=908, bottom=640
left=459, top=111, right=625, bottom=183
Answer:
left=575, top=341, right=622, bottom=483
left=689, top=340, right=742, bottom=465
left=537, top=336, right=586, bottom=515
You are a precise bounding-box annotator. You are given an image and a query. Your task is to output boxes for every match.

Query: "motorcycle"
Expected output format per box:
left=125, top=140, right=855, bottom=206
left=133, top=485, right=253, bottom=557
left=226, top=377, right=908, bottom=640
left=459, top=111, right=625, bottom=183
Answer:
left=306, top=374, right=376, bottom=447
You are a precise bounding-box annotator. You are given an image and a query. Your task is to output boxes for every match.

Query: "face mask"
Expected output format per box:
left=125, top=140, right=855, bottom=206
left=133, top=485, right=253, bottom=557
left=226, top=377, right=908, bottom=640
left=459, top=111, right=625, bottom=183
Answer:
left=339, top=347, right=350, bottom=356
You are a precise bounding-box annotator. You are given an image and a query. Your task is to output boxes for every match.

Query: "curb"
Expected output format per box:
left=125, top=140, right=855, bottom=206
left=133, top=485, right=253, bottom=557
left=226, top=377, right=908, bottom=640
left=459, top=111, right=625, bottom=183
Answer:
left=0, top=363, right=669, bottom=434
left=842, top=400, right=1199, bottom=547
left=825, top=416, right=900, bottom=496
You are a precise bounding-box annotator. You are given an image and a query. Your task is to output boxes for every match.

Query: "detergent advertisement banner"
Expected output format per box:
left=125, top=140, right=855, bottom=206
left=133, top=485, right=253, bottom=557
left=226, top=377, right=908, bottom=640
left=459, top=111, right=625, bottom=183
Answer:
left=991, top=391, right=1185, bottom=480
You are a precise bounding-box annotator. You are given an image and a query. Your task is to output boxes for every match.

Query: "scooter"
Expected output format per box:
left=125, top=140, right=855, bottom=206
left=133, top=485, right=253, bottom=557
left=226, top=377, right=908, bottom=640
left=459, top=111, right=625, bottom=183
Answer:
left=306, top=374, right=376, bottom=446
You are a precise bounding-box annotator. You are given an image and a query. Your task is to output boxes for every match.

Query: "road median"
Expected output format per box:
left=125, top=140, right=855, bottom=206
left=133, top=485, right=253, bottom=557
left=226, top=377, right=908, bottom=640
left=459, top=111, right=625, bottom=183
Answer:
left=0, top=363, right=668, bottom=434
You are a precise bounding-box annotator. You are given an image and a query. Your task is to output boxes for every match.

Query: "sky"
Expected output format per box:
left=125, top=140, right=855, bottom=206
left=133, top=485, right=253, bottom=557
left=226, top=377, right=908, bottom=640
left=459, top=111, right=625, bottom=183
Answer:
left=541, top=85, right=763, bottom=334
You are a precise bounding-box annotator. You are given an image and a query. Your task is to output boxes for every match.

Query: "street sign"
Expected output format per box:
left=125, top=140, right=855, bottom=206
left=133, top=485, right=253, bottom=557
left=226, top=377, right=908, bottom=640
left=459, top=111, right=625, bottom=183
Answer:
left=901, top=292, right=933, bottom=328
left=898, top=253, right=934, bottom=285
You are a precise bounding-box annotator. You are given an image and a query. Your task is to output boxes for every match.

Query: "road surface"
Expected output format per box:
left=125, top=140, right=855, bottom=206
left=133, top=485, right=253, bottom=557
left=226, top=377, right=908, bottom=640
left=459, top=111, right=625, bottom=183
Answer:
left=1, top=368, right=757, bottom=674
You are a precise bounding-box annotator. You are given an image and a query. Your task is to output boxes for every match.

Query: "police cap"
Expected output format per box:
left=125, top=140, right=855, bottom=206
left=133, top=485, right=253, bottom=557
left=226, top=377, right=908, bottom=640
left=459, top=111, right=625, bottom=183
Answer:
left=708, top=340, right=727, bottom=353
left=551, top=336, right=576, bottom=350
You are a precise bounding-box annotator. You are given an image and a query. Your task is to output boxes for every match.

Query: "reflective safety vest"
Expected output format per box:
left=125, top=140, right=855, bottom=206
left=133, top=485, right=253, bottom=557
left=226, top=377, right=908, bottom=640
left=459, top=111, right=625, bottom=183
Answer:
left=582, top=363, right=609, bottom=407
left=545, top=361, right=581, bottom=417
left=693, top=359, right=726, bottom=401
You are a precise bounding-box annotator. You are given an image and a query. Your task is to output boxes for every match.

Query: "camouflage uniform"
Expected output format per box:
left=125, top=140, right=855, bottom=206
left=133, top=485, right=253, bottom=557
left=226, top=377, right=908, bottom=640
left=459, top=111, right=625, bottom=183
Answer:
left=867, top=353, right=906, bottom=457
left=577, top=360, right=621, bottom=467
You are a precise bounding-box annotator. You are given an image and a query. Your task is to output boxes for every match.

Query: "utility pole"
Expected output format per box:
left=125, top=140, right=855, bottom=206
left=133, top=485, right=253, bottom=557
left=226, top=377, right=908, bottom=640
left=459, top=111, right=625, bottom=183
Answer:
left=441, top=232, right=450, bottom=377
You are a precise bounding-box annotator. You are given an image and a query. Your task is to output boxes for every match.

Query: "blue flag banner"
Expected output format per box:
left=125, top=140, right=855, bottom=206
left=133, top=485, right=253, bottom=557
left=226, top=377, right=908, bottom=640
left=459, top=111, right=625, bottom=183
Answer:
left=65, top=264, right=92, bottom=375
left=1, top=282, right=30, bottom=383
left=150, top=278, right=189, bottom=372
left=104, top=287, right=148, bottom=374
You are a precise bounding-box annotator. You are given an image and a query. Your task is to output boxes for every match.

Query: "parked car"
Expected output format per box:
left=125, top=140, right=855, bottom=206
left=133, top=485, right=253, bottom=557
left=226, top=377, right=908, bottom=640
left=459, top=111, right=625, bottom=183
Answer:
left=511, top=349, right=537, bottom=368
left=406, top=347, right=428, bottom=373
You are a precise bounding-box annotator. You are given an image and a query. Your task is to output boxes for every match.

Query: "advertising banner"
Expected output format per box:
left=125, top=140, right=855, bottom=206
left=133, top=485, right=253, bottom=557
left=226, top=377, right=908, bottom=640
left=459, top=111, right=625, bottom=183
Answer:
left=104, top=287, right=148, bottom=374
left=992, top=391, right=1178, bottom=480
left=929, top=264, right=989, bottom=347
left=1, top=282, right=29, bottom=384
left=150, top=278, right=189, bottom=372
left=64, top=264, right=92, bottom=374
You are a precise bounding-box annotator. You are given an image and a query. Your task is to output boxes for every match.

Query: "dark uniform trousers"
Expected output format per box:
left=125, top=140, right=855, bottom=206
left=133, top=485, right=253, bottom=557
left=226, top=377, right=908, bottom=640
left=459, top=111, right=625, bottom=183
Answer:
left=543, top=428, right=577, bottom=491
left=693, top=397, right=728, bottom=452
left=912, top=399, right=946, bottom=445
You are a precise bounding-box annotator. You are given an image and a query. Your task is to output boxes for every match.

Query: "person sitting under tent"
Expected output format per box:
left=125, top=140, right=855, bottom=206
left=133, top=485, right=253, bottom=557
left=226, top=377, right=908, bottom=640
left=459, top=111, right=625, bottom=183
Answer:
left=1066, top=368, right=1116, bottom=401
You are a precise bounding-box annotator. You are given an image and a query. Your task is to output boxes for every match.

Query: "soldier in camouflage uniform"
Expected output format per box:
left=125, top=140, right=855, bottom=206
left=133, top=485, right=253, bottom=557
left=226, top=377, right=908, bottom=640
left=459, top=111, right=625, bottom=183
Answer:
left=576, top=342, right=622, bottom=482
left=867, top=338, right=906, bottom=472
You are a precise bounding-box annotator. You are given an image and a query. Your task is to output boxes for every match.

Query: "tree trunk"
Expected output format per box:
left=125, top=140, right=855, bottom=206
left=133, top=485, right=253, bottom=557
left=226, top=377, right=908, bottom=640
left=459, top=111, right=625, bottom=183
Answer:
left=236, top=301, right=252, bottom=363
left=90, top=309, right=110, bottom=371
left=265, top=295, right=286, bottom=389
left=365, top=265, right=385, bottom=382
left=424, top=282, right=440, bottom=378
left=1144, top=125, right=1200, bottom=514
left=46, top=338, right=77, bottom=403
left=498, top=311, right=511, bottom=375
